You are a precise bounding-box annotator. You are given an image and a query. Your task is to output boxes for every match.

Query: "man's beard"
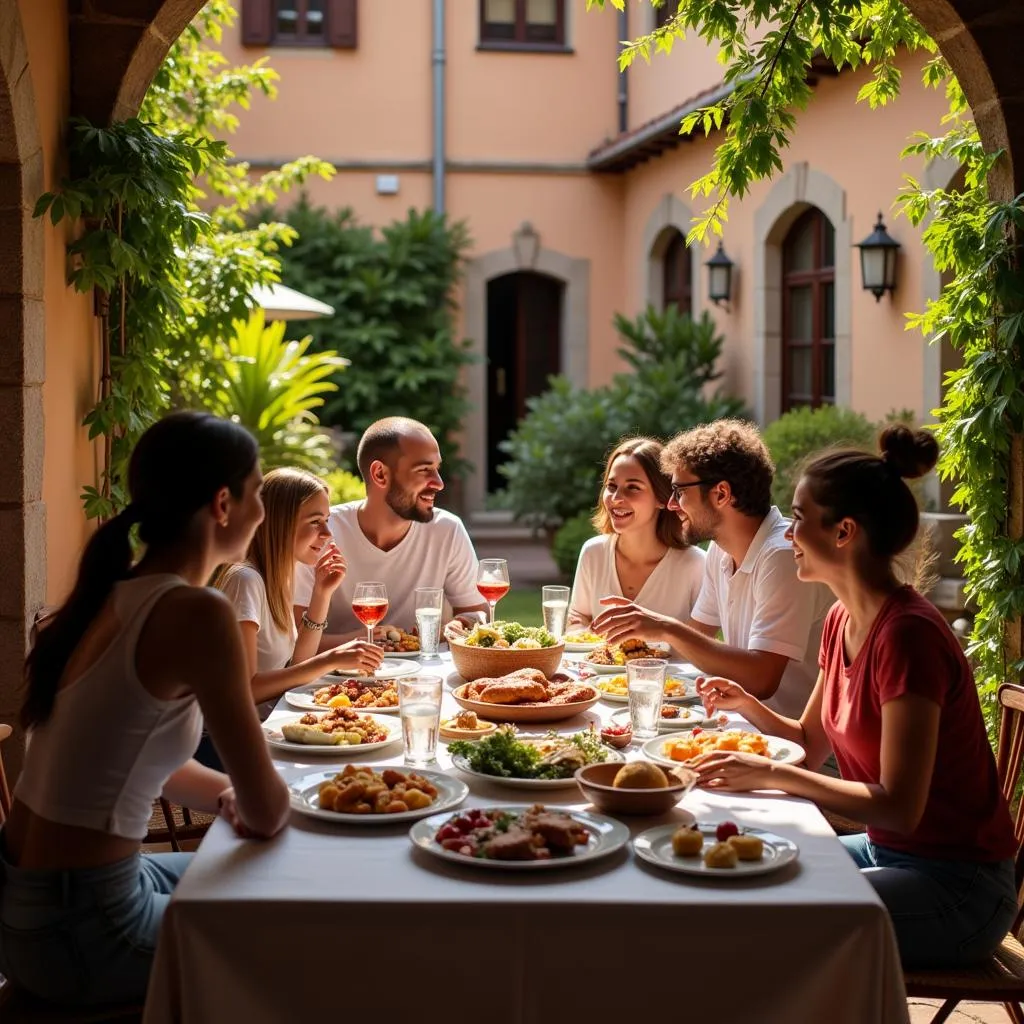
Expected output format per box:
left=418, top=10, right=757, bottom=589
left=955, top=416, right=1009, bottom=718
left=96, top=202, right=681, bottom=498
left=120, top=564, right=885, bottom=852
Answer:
left=680, top=508, right=720, bottom=547
left=386, top=482, right=435, bottom=523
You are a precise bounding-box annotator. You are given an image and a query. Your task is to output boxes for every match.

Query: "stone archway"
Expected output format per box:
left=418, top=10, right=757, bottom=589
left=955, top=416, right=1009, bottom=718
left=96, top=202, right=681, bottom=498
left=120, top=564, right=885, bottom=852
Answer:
left=751, top=163, right=853, bottom=425
left=0, top=0, right=45, bottom=775
left=463, top=228, right=590, bottom=513
left=640, top=194, right=702, bottom=313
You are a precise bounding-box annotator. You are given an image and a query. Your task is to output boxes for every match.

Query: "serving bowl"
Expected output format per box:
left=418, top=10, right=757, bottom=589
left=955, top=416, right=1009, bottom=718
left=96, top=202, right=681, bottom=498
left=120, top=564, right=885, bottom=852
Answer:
left=450, top=683, right=600, bottom=724
left=574, top=761, right=697, bottom=816
left=446, top=637, right=566, bottom=682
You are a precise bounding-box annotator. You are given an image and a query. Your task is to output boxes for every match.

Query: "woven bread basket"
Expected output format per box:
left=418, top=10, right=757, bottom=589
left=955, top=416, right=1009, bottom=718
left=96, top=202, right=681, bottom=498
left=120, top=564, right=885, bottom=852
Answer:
left=444, top=624, right=565, bottom=682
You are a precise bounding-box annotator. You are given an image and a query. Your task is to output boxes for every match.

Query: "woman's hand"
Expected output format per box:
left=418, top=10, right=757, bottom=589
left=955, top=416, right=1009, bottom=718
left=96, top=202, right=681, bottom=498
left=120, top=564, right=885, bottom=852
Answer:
left=312, top=543, right=347, bottom=598
left=217, top=787, right=256, bottom=839
left=691, top=751, right=777, bottom=793
left=325, top=639, right=384, bottom=675
left=590, top=596, right=672, bottom=645
left=696, top=675, right=753, bottom=716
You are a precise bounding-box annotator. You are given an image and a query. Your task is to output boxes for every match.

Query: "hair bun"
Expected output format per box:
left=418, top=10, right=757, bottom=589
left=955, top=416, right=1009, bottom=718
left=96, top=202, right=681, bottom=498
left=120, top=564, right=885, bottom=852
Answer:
left=879, top=424, right=939, bottom=480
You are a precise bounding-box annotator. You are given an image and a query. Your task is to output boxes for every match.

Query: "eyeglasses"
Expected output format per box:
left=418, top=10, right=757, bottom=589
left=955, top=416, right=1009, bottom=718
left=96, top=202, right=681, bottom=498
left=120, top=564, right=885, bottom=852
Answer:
left=669, top=480, right=711, bottom=502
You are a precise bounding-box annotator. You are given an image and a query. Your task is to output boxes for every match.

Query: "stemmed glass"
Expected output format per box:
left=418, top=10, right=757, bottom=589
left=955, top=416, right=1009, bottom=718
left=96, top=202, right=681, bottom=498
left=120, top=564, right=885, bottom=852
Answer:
left=476, top=559, right=510, bottom=625
left=351, top=581, right=388, bottom=645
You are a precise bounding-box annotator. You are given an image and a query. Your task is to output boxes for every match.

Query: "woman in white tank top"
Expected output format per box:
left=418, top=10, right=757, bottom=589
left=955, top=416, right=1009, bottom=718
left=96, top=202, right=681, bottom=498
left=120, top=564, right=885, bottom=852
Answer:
left=0, top=412, right=290, bottom=1008
left=200, top=468, right=384, bottom=766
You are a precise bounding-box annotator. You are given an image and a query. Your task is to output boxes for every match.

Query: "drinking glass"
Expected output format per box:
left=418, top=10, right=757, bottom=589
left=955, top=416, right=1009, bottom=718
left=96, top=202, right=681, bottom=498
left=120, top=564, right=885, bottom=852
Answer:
left=541, top=585, right=570, bottom=640
left=414, top=587, right=443, bottom=659
left=476, top=558, right=510, bottom=624
left=627, top=658, right=668, bottom=739
left=351, top=581, right=388, bottom=645
left=398, top=674, right=443, bottom=767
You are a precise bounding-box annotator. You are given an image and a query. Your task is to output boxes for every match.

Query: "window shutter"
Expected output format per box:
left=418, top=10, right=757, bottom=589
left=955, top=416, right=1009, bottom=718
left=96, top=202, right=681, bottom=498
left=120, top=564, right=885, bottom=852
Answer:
left=241, top=0, right=274, bottom=46
left=327, top=0, right=358, bottom=48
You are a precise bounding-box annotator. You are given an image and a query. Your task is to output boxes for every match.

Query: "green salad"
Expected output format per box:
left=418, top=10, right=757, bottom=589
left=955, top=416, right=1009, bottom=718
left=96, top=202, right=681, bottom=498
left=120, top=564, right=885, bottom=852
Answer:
left=448, top=725, right=613, bottom=780
left=461, top=621, right=557, bottom=649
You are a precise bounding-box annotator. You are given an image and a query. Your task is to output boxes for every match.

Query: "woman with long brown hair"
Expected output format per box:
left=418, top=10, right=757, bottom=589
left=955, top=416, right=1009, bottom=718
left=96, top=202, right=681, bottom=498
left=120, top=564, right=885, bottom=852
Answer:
left=568, top=436, right=705, bottom=630
left=693, top=425, right=1016, bottom=968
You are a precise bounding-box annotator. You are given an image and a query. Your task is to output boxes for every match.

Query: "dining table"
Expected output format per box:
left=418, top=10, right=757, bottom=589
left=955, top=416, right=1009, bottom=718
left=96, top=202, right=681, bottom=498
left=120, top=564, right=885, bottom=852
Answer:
left=143, top=650, right=909, bottom=1024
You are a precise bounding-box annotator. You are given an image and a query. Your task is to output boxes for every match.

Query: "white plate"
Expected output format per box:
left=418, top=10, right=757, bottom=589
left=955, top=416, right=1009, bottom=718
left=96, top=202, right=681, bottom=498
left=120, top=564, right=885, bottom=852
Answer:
left=409, top=806, right=630, bottom=870
left=450, top=742, right=625, bottom=790
left=610, top=706, right=713, bottom=733
left=633, top=824, right=800, bottom=878
left=335, top=658, right=411, bottom=680
left=264, top=713, right=400, bottom=755
left=284, top=681, right=401, bottom=714
left=564, top=640, right=603, bottom=653
left=641, top=731, right=807, bottom=767
left=595, top=676, right=697, bottom=703
left=378, top=649, right=423, bottom=659
left=289, top=767, right=468, bottom=825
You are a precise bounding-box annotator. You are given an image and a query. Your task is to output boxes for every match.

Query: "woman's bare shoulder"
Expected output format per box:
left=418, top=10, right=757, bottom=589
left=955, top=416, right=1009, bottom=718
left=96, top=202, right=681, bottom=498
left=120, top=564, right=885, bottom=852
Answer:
left=149, top=585, right=238, bottom=642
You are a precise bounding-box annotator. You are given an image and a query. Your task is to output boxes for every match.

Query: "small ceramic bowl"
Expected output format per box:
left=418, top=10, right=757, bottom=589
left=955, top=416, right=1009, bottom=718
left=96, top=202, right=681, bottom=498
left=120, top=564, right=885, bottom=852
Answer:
left=574, top=761, right=697, bottom=816
left=599, top=726, right=633, bottom=750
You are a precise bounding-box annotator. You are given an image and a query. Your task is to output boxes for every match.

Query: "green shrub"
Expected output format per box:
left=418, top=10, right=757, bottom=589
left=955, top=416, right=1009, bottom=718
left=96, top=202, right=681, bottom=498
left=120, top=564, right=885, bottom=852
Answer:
left=762, top=406, right=878, bottom=513
left=323, top=468, right=366, bottom=505
left=498, top=308, right=747, bottom=528
left=551, top=512, right=599, bottom=581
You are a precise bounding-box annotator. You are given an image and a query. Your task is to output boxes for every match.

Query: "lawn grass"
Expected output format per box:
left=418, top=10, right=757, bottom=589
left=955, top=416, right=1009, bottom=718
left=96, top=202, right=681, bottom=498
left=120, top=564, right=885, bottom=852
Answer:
left=494, top=587, right=543, bottom=626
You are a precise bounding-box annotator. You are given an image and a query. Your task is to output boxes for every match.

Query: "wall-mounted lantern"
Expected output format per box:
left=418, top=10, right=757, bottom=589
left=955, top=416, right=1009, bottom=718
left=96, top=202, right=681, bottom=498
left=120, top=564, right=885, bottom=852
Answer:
left=705, top=241, right=734, bottom=306
left=856, top=212, right=900, bottom=302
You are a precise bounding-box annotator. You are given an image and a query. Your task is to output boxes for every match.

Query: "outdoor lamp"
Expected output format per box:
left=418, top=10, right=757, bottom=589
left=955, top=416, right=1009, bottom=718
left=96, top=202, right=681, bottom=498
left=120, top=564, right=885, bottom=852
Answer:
left=856, top=212, right=900, bottom=302
left=705, top=242, right=734, bottom=306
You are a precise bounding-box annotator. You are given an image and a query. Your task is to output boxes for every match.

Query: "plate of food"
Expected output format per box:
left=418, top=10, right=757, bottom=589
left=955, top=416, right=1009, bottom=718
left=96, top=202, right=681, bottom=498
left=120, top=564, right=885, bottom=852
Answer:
left=410, top=803, right=630, bottom=870
left=451, top=669, right=600, bottom=724
left=573, top=640, right=670, bottom=674
left=448, top=725, right=624, bottom=789
left=633, top=821, right=800, bottom=878
left=334, top=658, right=410, bottom=680
left=289, top=765, right=468, bottom=825
left=563, top=629, right=604, bottom=653
left=263, top=710, right=399, bottom=755
left=439, top=710, right=497, bottom=741
left=610, top=705, right=716, bottom=733
left=595, top=674, right=695, bottom=703
left=285, top=677, right=401, bottom=713
left=375, top=626, right=421, bottom=657
left=642, top=728, right=806, bottom=767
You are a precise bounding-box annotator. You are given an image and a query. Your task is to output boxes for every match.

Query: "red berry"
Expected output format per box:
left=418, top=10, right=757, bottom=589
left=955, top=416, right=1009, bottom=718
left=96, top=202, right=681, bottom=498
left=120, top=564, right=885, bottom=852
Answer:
left=716, top=821, right=739, bottom=842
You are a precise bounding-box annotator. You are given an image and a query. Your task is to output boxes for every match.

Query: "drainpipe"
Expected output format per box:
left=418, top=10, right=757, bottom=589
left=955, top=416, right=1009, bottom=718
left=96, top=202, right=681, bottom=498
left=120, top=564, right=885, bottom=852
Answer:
left=432, top=0, right=446, bottom=213
left=617, top=6, right=628, bottom=134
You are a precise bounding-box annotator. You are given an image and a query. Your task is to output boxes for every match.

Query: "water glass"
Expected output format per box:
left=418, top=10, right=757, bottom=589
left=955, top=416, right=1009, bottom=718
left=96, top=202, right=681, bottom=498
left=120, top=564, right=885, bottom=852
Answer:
left=398, top=675, right=443, bottom=767
left=414, top=587, right=443, bottom=658
left=541, top=585, right=570, bottom=640
left=627, top=658, right=667, bottom=739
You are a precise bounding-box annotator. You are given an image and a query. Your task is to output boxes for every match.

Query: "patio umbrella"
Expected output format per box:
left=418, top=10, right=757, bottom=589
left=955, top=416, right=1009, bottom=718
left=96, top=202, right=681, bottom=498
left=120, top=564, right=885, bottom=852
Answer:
left=251, top=282, right=335, bottom=321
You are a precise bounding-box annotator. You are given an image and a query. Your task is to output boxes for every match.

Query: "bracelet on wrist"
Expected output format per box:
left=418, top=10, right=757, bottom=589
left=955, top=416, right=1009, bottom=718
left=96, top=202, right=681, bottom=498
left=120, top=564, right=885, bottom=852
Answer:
left=301, top=611, right=328, bottom=632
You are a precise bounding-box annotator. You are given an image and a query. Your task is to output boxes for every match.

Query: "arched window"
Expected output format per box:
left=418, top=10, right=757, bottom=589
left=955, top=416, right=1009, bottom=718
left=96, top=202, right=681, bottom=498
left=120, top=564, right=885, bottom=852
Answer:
left=662, top=230, right=692, bottom=317
left=782, top=207, right=835, bottom=410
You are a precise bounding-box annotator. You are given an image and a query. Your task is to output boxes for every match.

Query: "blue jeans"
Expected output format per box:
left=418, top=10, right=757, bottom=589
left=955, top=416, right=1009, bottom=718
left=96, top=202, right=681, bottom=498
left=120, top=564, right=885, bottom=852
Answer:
left=0, top=835, right=191, bottom=1006
left=842, top=833, right=1017, bottom=969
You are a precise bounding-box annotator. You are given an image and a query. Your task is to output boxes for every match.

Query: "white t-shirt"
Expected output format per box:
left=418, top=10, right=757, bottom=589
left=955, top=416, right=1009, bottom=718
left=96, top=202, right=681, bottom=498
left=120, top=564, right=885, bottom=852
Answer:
left=570, top=535, right=706, bottom=623
left=690, top=506, right=834, bottom=720
left=218, top=564, right=297, bottom=672
left=293, top=501, right=481, bottom=635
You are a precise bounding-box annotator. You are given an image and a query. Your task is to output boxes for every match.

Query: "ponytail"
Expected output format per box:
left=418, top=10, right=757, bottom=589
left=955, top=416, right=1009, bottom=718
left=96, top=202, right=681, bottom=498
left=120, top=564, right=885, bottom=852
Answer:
left=23, top=505, right=139, bottom=728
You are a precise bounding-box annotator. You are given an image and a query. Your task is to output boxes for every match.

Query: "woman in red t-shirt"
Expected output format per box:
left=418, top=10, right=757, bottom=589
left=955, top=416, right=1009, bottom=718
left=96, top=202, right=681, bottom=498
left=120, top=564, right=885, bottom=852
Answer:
left=693, top=425, right=1017, bottom=968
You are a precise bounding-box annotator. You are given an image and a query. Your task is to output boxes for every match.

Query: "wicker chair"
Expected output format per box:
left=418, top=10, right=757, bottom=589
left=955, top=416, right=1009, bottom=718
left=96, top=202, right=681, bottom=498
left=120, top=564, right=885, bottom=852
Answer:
left=903, top=682, right=1024, bottom=1024
left=144, top=798, right=217, bottom=852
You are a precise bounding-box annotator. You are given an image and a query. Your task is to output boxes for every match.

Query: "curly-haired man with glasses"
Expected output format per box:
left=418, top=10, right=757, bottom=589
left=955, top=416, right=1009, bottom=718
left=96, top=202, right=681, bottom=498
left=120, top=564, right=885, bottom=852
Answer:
left=592, top=419, right=832, bottom=718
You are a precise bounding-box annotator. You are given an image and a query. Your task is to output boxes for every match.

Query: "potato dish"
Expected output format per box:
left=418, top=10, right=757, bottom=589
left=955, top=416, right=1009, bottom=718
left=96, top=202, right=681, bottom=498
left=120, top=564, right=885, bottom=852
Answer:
left=377, top=626, right=420, bottom=653
left=662, top=728, right=769, bottom=762
left=313, top=679, right=399, bottom=709
left=281, top=708, right=389, bottom=746
left=586, top=639, right=659, bottom=666
left=318, top=764, right=438, bottom=814
left=597, top=675, right=688, bottom=698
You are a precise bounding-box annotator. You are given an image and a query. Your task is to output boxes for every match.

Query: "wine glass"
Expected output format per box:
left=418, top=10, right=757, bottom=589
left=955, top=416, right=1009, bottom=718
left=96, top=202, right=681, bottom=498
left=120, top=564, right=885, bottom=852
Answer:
left=351, top=581, right=388, bottom=645
left=476, top=559, right=510, bottom=625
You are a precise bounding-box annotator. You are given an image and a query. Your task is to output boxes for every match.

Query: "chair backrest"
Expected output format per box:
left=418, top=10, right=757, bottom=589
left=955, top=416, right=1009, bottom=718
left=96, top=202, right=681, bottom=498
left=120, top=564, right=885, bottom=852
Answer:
left=0, top=722, right=12, bottom=825
left=994, top=684, right=1024, bottom=931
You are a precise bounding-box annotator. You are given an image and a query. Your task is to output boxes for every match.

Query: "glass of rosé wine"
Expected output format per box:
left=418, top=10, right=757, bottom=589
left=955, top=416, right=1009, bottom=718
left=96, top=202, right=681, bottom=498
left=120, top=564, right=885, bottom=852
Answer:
left=476, top=559, right=510, bottom=625
left=352, top=581, right=389, bottom=645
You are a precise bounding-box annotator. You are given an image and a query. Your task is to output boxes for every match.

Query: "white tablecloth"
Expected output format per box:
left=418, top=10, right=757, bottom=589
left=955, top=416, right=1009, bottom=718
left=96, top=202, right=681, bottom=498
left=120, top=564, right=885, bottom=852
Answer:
left=144, top=654, right=908, bottom=1024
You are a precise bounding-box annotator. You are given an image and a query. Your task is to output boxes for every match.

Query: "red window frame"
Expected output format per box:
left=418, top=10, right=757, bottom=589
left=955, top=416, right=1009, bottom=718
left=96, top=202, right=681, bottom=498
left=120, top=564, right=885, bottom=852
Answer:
left=273, top=0, right=327, bottom=46
left=479, top=0, right=567, bottom=50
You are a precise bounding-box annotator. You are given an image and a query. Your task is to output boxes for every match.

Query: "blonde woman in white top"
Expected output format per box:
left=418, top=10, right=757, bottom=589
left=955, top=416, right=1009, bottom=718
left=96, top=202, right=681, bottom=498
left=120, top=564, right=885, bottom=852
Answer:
left=213, top=468, right=383, bottom=719
left=569, top=437, right=705, bottom=635
left=1, top=412, right=290, bottom=1007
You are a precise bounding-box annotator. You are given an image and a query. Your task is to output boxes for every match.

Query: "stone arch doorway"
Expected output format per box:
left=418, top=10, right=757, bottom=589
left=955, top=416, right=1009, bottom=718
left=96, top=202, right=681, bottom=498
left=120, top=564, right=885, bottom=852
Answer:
left=641, top=194, right=701, bottom=315
left=752, top=163, right=853, bottom=425
left=0, top=0, right=45, bottom=772
left=463, top=227, right=590, bottom=512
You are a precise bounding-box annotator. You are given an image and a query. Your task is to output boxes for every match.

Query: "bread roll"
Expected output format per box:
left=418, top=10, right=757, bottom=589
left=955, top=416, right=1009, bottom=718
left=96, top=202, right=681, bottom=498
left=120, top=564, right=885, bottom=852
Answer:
left=727, top=834, right=765, bottom=861
left=703, top=841, right=739, bottom=869
left=671, top=827, right=704, bottom=857
left=612, top=762, right=669, bottom=789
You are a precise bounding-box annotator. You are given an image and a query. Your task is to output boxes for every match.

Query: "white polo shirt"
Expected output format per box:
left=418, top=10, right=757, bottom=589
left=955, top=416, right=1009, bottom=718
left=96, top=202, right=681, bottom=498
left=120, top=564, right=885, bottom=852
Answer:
left=690, top=506, right=833, bottom=719
left=292, top=501, right=481, bottom=636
